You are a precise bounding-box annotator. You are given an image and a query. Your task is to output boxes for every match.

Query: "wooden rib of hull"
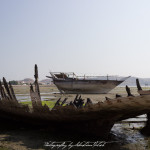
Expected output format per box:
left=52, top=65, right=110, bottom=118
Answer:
left=1, top=93, right=150, bottom=138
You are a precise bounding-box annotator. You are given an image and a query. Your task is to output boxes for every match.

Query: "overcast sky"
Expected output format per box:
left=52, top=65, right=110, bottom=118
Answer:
left=0, top=0, right=150, bottom=80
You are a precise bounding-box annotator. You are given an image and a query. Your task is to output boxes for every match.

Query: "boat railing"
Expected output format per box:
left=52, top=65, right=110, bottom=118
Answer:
left=49, top=72, right=130, bottom=81
left=76, top=75, right=130, bottom=81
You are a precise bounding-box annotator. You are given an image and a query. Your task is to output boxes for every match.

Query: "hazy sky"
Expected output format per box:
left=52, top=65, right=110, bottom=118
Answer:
left=0, top=0, right=150, bottom=80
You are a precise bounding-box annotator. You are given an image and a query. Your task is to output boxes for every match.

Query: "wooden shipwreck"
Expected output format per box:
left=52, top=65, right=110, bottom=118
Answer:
left=1, top=65, right=150, bottom=139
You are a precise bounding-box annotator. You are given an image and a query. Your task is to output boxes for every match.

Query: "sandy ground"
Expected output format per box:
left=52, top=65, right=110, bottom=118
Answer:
left=12, top=84, right=142, bottom=103
left=51, top=86, right=140, bottom=104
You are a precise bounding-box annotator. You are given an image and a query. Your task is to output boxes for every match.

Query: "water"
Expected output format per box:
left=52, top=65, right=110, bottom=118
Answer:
left=16, top=92, right=56, bottom=102
left=110, top=122, right=148, bottom=150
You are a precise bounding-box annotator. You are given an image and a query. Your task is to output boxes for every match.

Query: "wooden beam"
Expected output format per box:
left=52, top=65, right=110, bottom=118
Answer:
left=3, top=77, right=12, bottom=100
left=0, top=80, right=7, bottom=99
left=136, top=78, right=142, bottom=91
left=9, top=82, right=17, bottom=102
left=34, top=64, right=41, bottom=99
left=126, top=85, right=134, bottom=97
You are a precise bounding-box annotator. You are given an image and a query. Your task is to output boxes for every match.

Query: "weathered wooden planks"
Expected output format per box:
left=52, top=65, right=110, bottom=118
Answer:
left=30, top=64, right=49, bottom=112
left=1, top=65, right=150, bottom=139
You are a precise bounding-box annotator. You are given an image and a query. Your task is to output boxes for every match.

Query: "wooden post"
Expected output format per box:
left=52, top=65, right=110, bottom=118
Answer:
left=52, top=98, right=61, bottom=109
left=34, top=64, right=41, bottom=99
left=126, top=85, right=134, bottom=97
left=136, top=79, right=142, bottom=91
left=30, top=65, right=42, bottom=110
left=0, top=80, right=6, bottom=99
left=85, top=98, right=93, bottom=107
left=0, top=80, right=8, bottom=99
left=30, top=84, right=37, bottom=109
left=61, top=98, right=67, bottom=106
left=3, top=77, right=13, bottom=100
left=9, top=82, right=17, bottom=102
left=30, top=84, right=34, bottom=92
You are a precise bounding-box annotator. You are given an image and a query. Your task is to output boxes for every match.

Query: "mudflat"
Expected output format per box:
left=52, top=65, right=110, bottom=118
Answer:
left=13, top=85, right=141, bottom=103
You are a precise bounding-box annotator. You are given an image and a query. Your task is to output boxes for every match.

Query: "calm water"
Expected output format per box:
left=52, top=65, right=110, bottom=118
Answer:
left=16, top=92, right=56, bottom=102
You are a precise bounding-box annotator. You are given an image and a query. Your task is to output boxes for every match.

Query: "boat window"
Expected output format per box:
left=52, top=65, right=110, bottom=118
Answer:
left=54, top=73, right=68, bottom=79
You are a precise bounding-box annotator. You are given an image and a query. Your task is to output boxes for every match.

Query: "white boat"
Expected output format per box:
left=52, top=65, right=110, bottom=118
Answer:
left=47, top=72, right=129, bottom=94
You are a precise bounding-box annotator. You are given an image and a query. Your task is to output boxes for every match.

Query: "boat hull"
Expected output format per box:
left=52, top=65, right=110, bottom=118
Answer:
left=54, top=80, right=123, bottom=94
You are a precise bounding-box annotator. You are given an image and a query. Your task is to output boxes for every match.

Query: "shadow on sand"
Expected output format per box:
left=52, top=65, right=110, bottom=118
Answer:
left=0, top=120, right=129, bottom=150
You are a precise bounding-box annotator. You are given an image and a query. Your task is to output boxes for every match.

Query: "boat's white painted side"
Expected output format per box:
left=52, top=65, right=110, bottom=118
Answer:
left=54, top=80, right=123, bottom=94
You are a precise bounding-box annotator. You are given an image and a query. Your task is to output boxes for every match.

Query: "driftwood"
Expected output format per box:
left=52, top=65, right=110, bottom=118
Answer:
left=2, top=65, right=150, bottom=139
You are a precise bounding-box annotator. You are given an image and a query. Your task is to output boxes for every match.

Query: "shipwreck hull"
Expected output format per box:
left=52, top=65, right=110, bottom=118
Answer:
left=54, top=80, right=123, bottom=94
left=0, top=106, right=114, bottom=139
left=2, top=65, right=150, bottom=139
